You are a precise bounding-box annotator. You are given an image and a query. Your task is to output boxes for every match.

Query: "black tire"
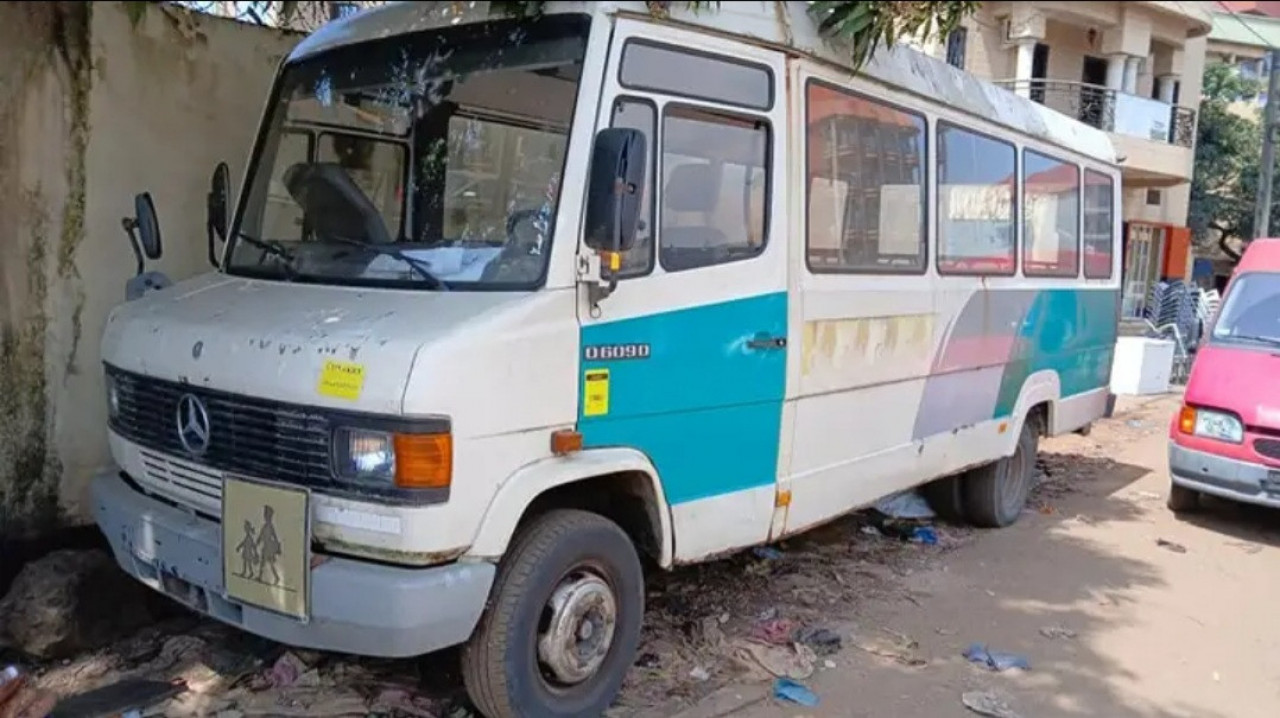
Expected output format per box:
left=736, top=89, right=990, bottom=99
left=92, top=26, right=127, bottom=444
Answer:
left=963, top=418, right=1039, bottom=528
left=922, top=474, right=967, bottom=524
left=461, top=509, right=644, bottom=718
left=1167, top=481, right=1201, bottom=513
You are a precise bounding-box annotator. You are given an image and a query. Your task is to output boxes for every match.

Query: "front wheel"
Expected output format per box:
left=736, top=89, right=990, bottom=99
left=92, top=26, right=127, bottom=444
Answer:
left=1167, top=481, right=1201, bottom=513
left=462, top=509, right=644, bottom=718
left=964, top=418, right=1039, bottom=528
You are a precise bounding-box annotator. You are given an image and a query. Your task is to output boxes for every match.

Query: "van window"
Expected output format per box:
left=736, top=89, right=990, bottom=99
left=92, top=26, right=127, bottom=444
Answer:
left=1022, top=150, right=1079, bottom=277
left=1083, top=170, right=1114, bottom=279
left=1212, top=272, right=1280, bottom=348
left=620, top=40, right=773, bottom=111
left=805, top=82, right=927, bottom=274
left=936, top=124, right=1016, bottom=276
left=659, top=105, right=770, bottom=273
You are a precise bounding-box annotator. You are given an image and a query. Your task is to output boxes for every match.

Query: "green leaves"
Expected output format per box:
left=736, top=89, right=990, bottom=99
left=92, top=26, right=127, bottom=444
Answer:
left=1189, top=62, right=1268, bottom=258
left=494, top=1, right=977, bottom=71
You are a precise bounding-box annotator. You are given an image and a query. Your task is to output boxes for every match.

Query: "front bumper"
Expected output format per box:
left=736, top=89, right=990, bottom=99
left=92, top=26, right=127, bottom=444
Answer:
left=92, top=471, right=495, bottom=658
left=1168, top=441, right=1280, bottom=510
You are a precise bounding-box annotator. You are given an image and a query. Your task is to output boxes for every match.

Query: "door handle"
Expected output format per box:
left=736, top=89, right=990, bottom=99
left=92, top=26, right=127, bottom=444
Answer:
left=747, top=333, right=787, bottom=350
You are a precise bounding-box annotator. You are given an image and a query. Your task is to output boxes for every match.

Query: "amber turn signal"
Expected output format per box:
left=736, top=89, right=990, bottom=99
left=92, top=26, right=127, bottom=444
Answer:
left=1178, top=405, right=1196, bottom=434
left=551, top=429, right=583, bottom=456
left=394, top=433, right=452, bottom=489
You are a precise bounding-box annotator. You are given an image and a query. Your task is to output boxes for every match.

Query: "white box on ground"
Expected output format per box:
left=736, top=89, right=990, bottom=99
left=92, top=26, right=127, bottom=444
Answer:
left=1110, top=337, right=1175, bottom=395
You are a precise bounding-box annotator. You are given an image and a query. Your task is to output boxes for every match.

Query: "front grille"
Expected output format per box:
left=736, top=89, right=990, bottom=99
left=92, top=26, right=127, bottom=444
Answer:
left=109, top=367, right=334, bottom=488
left=138, top=448, right=224, bottom=516
left=1256, top=438, right=1280, bottom=462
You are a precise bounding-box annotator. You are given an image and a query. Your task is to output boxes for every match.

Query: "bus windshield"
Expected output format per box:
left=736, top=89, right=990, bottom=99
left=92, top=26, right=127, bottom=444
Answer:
left=226, top=14, right=590, bottom=290
left=1211, top=271, right=1280, bottom=350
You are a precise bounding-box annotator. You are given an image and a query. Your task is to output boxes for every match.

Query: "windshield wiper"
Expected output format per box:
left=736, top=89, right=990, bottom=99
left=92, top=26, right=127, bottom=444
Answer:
left=326, top=236, right=448, bottom=290
left=236, top=233, right=299, bottom=279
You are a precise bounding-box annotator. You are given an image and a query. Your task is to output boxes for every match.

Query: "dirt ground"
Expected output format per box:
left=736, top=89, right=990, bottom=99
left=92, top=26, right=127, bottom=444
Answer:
left=658, top=391, right=1280, bottom=718
left=11, top=390, right=1279, bottom=718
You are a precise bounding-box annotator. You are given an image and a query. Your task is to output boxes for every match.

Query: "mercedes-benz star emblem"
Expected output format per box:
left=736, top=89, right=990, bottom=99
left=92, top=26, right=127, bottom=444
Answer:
left=176, top=394, right=211, bottom=456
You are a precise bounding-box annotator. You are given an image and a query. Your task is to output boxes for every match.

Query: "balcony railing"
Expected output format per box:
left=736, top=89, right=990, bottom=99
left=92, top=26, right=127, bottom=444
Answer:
left=993, top=79, right=1196, bottom=149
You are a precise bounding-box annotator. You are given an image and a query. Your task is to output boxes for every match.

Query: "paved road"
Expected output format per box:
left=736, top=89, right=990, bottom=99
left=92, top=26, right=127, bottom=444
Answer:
left=677, top=393, right=1280, bottom=718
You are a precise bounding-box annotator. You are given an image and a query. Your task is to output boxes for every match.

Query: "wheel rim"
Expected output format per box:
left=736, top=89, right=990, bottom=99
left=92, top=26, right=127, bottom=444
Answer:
left=537, top=568, right=618, bottom=687
left=999, top=437, right=1032, bottom=518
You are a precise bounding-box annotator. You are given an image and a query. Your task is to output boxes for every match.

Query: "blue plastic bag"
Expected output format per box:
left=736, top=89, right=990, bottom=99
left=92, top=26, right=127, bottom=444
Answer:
left=774, top=678, right=820, bottom=707
left=963, top=643, right=1031, bottom=672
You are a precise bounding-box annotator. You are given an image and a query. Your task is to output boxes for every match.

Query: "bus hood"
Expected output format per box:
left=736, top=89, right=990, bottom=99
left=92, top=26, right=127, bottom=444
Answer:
left=101, top=273, right=528, bottom=415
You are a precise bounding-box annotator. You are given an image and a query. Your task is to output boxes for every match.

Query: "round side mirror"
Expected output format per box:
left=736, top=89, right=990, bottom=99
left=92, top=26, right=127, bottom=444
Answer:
left=135, top=192, right=163, bottom=260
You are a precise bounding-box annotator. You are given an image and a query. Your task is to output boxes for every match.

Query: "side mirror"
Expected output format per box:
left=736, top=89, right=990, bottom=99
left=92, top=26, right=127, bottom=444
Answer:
left=134, top=192, right=163, bottom=261
left=583, top=128, right=646, bottom=255
left=207, top=162, right=231, bottom=267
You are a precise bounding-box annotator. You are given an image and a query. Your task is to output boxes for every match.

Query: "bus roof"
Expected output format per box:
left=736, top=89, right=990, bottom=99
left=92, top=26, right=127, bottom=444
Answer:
left=291, top=1, right=1119, bottom=167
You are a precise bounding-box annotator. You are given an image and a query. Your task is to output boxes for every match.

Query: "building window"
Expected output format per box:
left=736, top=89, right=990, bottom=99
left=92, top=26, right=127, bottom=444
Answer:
left=945, top=27, right=968, bottom=69
left=1022, top=150, right=1080, bottom=277
left=1145, top=188, right=1162, bottom=206
left=805, top=82, right=927, bottom=274
left=936, top=123, right=1016, bottom=275
left=1083, top=170, right=1115, bottom=279
left=660, top=105, right=771, bottom=273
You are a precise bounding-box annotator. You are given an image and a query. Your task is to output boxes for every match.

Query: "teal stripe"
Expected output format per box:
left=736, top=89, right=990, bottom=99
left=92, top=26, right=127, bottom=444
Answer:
left=578, top=292, right=787, bottom=505
left=994, top=288, right=1118, bottom=417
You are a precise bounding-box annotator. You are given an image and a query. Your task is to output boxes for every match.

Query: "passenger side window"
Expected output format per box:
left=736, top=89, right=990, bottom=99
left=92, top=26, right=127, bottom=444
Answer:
left=1022, top=150, right=1080, bottom=277
left=1083, top=170, right=1115, bottom=279
left=660, top=105, right=770, bottom=273
left=611, top=98, right=657, bottom=276
left=805, top=82, right=927, bottom=273
left=936, top=124, right=1016, bottom=275
left=318, top=133, right=407, bottom=239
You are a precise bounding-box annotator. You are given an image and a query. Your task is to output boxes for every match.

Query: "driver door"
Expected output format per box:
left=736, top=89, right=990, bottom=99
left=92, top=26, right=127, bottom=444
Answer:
left=575, top=19, right=790, bottom=561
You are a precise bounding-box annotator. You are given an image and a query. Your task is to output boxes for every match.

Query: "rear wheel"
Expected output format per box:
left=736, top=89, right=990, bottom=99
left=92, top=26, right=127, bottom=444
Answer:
left=964, top=419, right=1039, bottom=528
left=1167, top=482, right=1201, bottom=513
left=462, top=509, right=644, bottom=718
left=922, top=474, right=967, bottom=524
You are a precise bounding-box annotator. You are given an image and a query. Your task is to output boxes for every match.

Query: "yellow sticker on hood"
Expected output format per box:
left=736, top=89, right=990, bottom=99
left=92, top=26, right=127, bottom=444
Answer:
left=317, top=359, right=365, bottom=401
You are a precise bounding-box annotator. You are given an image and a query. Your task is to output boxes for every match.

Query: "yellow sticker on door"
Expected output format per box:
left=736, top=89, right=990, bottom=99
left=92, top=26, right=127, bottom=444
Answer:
left=317, top=360, right=365, bottom=401
left=583, top=369, right=610, bottom=417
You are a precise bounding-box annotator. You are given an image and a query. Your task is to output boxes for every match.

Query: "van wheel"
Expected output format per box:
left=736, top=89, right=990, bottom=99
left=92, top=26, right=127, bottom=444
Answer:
left=461, top=509, right=644, bottom=718
left=922, top=475, right=967, bottom=524
left=964, top=420, right=1038, bottom=528
left=1167, top=482, right=1201, bottom=513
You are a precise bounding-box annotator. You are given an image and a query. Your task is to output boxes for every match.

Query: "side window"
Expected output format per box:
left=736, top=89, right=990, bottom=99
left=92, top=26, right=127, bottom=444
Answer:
left=1083, top=170, right=1115, bottom=279
left=660, top=105, right=770, bottom=273
left=611, top=98, right=657, bottom=276
left=620, top=40, right=773, bottom=111
left=1022, top=150, right=1080, bottom=277
left=806, top=82, right=927, bottom=274
left=259, top=130, right=312, bottom=241
left=936, top=124, right=1016, bottom=276
left=317, top=132, right=407, bottom=238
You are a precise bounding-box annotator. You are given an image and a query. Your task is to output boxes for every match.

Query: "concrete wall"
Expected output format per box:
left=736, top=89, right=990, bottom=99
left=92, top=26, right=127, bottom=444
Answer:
left=0, top=2, right=299, bottom=538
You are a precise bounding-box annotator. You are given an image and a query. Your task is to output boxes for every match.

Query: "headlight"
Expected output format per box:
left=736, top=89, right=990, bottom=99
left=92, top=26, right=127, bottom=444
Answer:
left=334, top=428, right=396, bottom=484
left=1179, top=405, right=1244, bottom=443
left=333, top=427, right=453, bottom=489
left=106, top=374, right=120, bottom=420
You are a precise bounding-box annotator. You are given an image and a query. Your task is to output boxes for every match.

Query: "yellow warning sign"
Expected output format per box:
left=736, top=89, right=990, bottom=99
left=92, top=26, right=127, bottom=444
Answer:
left=317, top=359, right=365, bottom=401
left=583, top=369, right=610, bottom=417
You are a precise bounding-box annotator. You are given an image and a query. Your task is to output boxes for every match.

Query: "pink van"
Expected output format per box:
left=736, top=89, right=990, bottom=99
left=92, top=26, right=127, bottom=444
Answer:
left=1168, top=238, right=1280, bottom=512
